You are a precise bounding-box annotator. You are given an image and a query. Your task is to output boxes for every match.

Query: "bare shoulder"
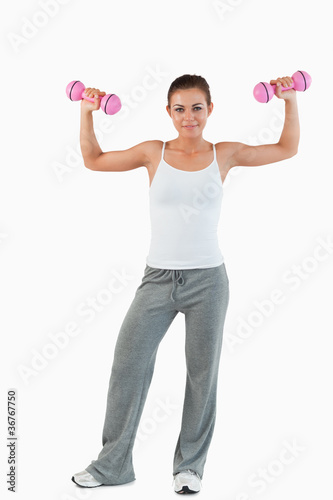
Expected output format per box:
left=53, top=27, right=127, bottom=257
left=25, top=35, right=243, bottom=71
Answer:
left=215, top=141, right=239, bottom=159
left=137, top=140, right=163, bottom=168
left=214, top=141, right=240, bottom=173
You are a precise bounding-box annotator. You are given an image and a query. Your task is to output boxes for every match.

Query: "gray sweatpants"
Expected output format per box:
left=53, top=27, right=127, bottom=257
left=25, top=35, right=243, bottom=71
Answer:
left=85, top=262, right=229, bottom=485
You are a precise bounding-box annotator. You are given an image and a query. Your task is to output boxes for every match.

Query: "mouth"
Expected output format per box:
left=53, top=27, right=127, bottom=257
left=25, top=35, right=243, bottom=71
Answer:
left=183, top=125, right=198, bottom=129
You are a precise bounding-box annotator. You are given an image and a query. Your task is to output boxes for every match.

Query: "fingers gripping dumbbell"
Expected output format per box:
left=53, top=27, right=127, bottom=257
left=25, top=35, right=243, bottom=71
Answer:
left=66, top=80, right=122, bottom=115
left=253, top=71, right=312, bottom=103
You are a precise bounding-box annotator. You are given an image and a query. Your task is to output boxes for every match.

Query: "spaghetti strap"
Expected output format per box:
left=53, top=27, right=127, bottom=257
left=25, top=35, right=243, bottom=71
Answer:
left=161, top=142, right=166, bottom=162
left=212, top=143, right=216, bottom=162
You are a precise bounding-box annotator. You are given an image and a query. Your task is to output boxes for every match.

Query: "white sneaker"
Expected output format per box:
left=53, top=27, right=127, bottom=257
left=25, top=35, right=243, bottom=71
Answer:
left=174, top=469, right=201, bottom=494
left=72, top=469, right=103, bottom=488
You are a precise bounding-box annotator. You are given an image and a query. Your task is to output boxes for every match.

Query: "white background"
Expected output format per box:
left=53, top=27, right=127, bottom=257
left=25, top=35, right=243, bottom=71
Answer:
left=1, top=0, right=333, bottom=499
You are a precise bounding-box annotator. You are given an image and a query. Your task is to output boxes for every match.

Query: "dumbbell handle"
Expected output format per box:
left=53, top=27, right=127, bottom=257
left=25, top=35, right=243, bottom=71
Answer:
left=81, top=91, right=106, bottom=104
left=74, top=88, right=117, bottom=113
left=271, top=83, right=294, bottom=92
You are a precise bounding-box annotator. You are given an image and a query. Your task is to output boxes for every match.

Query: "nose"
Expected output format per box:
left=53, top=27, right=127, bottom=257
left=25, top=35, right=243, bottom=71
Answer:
left=184, top=108, right=194, bottom=121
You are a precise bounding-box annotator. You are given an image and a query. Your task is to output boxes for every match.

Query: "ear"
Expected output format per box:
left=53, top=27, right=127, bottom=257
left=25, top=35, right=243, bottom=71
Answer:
left=166, top=105, right=172, bottom=118
left=207, top=102, right=214, bottom=117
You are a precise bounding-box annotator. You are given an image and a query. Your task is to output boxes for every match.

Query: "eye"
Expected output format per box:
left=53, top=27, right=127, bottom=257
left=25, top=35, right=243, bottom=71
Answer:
left=174, top=107, right=203, bottom=112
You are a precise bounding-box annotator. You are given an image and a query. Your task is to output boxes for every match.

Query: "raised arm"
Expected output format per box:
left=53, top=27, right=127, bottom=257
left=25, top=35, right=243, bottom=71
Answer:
left=220, top=75, right=300, bottom=169
left=80, top=87, right=152, bottom=172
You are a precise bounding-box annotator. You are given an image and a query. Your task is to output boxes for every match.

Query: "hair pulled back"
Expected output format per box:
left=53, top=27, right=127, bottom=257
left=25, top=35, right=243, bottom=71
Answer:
left=167, top=74, right=211, bottom=107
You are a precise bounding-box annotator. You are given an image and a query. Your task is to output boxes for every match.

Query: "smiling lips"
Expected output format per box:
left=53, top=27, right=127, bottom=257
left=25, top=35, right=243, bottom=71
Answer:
left=183, top=125, right=197, bottom=128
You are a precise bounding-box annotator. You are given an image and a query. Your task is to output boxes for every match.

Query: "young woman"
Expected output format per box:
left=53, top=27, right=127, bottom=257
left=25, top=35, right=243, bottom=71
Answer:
left=72, top=74, right=299, bottom=494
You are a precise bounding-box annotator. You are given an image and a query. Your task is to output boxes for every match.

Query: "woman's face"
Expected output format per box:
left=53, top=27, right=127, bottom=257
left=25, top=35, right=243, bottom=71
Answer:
left=167, top=88, right=213, bottom=137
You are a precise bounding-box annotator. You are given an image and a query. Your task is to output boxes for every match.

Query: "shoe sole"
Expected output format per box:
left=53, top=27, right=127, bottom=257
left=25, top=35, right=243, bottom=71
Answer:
left=175, top=485, right=200, bottom=494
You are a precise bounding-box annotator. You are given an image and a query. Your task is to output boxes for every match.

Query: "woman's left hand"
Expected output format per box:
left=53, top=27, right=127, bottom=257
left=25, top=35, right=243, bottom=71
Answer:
left=269, top=76, right=296, bottom=101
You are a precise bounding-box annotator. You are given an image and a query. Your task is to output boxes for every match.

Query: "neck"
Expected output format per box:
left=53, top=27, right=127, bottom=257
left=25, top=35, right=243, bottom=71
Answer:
left=173, top=134, right=207, bottom=153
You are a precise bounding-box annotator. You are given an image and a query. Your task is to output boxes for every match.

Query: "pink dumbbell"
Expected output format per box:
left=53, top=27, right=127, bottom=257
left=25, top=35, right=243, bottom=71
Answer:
left=66, top=80, right=122, bottom=115
left=253, top=71, right=312, bottom=103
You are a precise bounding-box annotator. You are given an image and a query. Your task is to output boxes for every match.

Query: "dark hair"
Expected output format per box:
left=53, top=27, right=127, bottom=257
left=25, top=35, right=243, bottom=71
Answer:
left=167, top=74, right=211, bottom=108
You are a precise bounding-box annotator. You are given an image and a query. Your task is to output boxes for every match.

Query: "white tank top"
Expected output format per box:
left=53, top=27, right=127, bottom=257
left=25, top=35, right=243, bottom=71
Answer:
left=146, top=142, right=224, bottom=270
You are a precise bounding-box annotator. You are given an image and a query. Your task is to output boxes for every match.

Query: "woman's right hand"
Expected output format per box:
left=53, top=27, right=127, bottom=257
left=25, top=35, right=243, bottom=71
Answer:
left=81, top=87, right=106, bottom=113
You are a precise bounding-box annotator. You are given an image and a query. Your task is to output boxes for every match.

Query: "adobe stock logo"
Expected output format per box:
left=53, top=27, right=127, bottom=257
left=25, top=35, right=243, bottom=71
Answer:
left=230, top=438, right=306, bottom=500
left=212, top=0, right=244, bottom=21
left=134, top=396, right=179, bottom=450
left=178, top=168, right=222, bottom=224
left=224, top=234, right=333, bottom=353
left=17, top=267, right=135, bottom=385
left=7, top=0, right=73, bottom=53
left=248, top=439, right=306, bottom=494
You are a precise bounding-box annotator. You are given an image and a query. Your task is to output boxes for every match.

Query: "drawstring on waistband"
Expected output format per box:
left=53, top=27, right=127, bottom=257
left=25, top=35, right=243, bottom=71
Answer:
left=170, top=270, right=185, bottom=302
